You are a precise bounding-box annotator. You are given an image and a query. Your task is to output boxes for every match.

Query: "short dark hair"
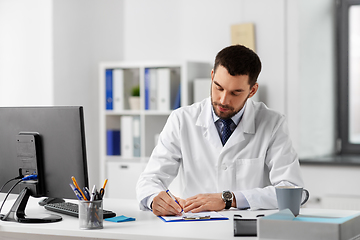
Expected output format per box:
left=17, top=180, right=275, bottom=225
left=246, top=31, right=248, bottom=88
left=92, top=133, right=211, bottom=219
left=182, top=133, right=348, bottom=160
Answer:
left=213, top=45, right=262, bottom=87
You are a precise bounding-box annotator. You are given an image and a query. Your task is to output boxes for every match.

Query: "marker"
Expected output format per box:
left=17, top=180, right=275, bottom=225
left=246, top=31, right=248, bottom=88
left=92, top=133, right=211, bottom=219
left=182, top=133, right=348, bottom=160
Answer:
left=83, top=187, right=90, bottom=200
left=90, top=185, right=97, bottom=201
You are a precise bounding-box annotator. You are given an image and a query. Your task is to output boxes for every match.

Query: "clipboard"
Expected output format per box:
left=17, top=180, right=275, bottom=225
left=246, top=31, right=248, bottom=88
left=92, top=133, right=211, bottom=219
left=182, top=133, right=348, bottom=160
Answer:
left=159, top=211, right=229, bottom=222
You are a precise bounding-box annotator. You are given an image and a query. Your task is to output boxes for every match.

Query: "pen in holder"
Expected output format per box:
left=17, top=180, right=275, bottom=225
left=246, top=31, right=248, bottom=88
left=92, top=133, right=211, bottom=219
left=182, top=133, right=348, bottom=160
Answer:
left=79, top=200, right=103, bottom=230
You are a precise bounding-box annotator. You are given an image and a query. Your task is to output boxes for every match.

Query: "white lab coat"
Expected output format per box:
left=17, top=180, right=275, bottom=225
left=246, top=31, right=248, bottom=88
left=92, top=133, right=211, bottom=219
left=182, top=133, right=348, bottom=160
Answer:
left=136, top=97, right=304, bottom=210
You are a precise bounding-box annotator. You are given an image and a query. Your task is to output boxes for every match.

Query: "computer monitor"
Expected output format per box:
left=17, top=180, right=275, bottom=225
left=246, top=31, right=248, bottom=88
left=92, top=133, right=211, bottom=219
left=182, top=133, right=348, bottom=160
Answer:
left=0, top=106, right=89, bottom=223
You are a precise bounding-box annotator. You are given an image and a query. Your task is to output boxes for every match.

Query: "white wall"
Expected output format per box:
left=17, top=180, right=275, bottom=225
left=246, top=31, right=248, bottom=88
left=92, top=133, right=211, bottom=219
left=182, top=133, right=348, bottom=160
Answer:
left=123, top=0, right=336, bottom=159
left=123, top=0, right=287, bottom=115
left=0, top=0, right=53, bottom=105
left=52, top=0, right=124, bottom=187
left=0, top=0, right=124, bottom=187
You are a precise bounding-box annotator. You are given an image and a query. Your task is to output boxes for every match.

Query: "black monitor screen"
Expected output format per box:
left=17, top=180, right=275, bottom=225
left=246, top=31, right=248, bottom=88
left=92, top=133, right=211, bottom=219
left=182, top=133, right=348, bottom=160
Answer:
left=0, top=106, right=89, bottom=201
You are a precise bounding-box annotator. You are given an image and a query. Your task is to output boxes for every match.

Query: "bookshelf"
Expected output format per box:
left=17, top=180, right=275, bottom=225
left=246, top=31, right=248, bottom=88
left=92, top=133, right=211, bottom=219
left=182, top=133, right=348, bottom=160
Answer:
left=99, top=61, right=212, bottom=199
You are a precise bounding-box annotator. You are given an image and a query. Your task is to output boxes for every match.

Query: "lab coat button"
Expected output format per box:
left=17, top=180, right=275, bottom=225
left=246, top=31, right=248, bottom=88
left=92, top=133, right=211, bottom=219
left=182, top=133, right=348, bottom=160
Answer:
left=222, top=165, right=227, bottom=170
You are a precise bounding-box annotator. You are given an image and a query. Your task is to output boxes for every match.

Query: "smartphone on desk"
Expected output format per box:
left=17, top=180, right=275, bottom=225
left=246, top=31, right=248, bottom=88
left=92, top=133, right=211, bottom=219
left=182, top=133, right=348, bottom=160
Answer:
left=233, top=214, right=263, bottom=237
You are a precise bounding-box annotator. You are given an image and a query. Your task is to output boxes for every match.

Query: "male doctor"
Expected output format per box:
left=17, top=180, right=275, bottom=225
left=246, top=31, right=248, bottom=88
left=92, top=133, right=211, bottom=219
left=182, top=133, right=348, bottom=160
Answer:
left=136, top=45, right=304, bottom=216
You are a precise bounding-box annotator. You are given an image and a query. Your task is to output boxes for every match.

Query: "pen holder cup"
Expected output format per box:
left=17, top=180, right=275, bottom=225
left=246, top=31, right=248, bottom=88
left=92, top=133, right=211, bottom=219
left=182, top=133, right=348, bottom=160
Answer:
left=79, top=200, right=103, bottom=230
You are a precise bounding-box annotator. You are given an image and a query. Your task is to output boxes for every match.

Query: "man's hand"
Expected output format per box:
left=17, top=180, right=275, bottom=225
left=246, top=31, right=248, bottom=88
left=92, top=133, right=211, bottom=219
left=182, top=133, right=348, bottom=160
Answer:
left=152, top=191, right=185, bottom=216
left=184, top=193, right=237, bottom=213
left=184, top=193, right=224, bottom=213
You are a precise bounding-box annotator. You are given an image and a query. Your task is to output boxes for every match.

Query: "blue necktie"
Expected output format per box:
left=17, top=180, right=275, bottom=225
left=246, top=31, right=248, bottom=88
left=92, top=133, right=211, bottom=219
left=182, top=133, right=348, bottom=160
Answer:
left=219, top=118, right=233, bottom=146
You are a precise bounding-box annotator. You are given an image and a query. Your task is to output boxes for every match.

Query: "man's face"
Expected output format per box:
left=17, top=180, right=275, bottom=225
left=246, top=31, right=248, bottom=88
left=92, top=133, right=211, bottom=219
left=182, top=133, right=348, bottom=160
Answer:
left=211, top=65, right=258, bottom=120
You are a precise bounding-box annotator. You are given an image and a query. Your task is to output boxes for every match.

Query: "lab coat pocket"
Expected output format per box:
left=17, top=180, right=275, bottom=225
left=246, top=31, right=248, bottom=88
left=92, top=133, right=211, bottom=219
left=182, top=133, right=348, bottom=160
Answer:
left=235, top=156, right=265, bottom=190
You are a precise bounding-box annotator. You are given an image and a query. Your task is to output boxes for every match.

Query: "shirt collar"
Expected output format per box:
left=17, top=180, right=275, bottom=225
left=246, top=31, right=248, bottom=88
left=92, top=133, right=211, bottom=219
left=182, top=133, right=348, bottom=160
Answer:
left=212, top=101, right=247, bottom=125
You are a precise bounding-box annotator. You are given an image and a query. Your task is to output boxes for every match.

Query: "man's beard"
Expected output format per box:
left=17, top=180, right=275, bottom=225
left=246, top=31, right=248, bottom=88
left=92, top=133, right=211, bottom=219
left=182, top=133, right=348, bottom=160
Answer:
left=211, top=100, right=241, bottom=120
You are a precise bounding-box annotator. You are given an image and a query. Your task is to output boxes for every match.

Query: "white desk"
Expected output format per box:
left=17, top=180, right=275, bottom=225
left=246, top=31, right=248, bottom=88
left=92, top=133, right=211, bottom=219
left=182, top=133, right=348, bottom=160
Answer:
left=0, top=193, right=276, bottom=240
left=2, top=194, right=357, bottom=240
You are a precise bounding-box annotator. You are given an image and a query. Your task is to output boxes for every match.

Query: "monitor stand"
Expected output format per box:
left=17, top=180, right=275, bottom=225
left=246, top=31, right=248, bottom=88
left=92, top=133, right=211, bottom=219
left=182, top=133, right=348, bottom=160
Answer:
left=1, top=187, right=62, bottom=223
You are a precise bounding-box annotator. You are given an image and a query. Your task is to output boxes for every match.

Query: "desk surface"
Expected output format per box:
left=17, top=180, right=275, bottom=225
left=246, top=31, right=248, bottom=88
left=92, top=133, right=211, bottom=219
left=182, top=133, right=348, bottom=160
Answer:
left=1, top=194, right=358, bottom=240
left=0, top=194, right=271, bottom=240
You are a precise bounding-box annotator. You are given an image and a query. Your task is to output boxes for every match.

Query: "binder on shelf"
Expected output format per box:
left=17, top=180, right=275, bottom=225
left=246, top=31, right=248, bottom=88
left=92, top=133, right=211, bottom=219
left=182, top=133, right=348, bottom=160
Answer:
left=170, top=69, right=181, bottom=110
left=113, top=69, right=124, bottom=111
left=121, top=116, right=133, bottom=158
left=106, top=129, right=120, bottom=155
left=157, top=68, right=171, bottom=111
left=144, top=68, right=158, bottom=110
left=149, top=68, right=158, bottom=110
left=133, top=116, right=141, bottom=157
left=144, top=68, right=150, bottom=110
left=172, top=83, right=181, bottom=110
left=105, top=69, right=113, bottom=110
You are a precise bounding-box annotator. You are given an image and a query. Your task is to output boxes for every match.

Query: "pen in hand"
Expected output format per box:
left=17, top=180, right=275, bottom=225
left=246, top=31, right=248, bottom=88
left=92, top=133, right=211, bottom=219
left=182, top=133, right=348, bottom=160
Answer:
left=153, top=178, right=186, bottom=216
left=166, top=189, right=185, bottom=216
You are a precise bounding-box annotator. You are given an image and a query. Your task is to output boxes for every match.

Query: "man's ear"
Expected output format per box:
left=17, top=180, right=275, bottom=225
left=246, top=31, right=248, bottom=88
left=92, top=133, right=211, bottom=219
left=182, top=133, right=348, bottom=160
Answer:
left=248, top=83, right=258, bottom=98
